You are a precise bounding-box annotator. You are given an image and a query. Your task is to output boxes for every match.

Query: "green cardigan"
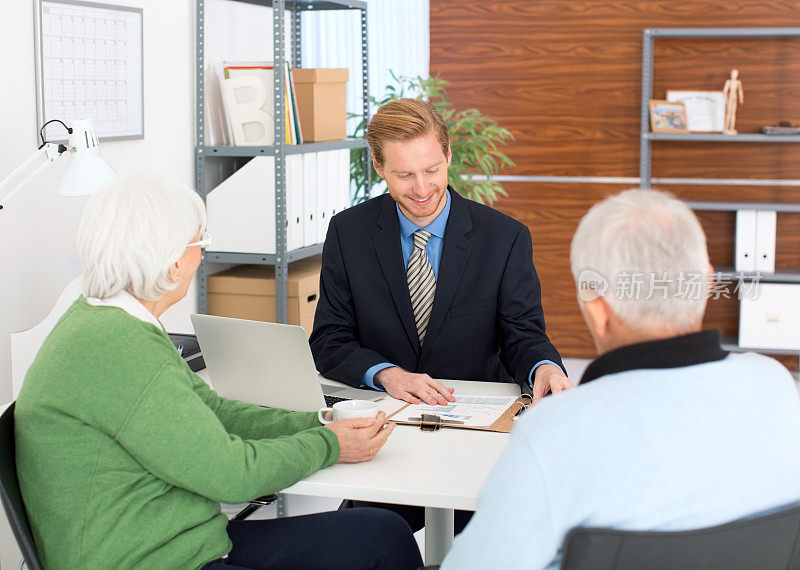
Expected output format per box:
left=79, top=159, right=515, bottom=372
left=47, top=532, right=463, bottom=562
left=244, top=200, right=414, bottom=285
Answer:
left=15, top=297, right=340, bottom=569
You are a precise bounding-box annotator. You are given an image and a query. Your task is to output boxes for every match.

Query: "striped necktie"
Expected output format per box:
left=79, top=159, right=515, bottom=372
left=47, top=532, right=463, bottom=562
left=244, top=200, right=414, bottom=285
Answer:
left=407, top=230, right=436, bottom=343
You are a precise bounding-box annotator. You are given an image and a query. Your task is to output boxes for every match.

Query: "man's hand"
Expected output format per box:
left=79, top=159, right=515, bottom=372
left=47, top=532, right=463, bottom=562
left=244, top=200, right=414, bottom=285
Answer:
left=532, top=364, right=574, bottom=404
left=375, top=367, right=456, bottom=405
left=325, top=412, right=395, bottom=463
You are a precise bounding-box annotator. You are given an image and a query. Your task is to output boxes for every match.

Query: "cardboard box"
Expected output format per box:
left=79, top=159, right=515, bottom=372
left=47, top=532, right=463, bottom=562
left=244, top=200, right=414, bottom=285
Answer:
left=739, top=282, right=800, bottom=350
left=292, top=68, right=348, bottom=142
left=207, top=256, right=321, bottom=336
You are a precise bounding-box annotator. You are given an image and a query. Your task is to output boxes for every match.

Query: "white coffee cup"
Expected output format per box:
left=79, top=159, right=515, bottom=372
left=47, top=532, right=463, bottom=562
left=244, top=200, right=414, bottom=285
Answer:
left=318, top=399, right=380, bottom=424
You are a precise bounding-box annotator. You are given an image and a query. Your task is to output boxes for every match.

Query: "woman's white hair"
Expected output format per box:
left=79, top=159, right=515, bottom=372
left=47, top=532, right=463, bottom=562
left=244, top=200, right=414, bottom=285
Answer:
left=570, top=188, right=709, bottom=333
left=77, top=176, right=206, bottom=301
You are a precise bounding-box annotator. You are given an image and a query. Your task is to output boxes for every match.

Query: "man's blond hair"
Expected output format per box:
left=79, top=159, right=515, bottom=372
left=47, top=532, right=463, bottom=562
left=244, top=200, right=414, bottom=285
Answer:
left=366, top=98, right=450, bottom=165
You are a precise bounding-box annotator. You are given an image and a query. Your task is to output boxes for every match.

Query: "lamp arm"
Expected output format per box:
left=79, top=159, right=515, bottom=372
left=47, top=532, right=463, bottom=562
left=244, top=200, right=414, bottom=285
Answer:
left=0, top=143, right=64, bottom=210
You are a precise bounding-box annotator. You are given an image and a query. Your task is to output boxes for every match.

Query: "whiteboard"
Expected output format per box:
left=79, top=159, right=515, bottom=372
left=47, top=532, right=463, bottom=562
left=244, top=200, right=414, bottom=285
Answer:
left=35, top=0, right=144, bottom=141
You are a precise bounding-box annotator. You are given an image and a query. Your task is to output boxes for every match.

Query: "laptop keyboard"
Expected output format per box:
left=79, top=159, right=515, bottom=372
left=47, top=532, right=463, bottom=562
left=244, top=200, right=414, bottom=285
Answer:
left=324, top=394, right=351, bottom=407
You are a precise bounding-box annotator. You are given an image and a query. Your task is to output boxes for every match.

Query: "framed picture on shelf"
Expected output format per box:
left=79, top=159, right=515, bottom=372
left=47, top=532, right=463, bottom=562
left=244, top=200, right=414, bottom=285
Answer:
left=649, top=100, right=689, bottom=133
left=666, top=90, right=726, bottom=132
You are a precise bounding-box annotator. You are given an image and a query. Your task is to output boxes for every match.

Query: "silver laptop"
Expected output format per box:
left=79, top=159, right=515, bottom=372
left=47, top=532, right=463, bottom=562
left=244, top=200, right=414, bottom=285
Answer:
left=191, top=313, right=384, bottom=412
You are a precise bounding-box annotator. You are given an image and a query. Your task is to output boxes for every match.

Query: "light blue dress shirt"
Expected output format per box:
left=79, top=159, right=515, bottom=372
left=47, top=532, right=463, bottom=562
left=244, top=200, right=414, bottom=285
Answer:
left=362, top=189, right=557, bottom=389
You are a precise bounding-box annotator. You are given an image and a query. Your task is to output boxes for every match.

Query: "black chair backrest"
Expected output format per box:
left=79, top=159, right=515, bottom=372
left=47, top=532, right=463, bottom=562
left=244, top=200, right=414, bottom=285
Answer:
left=561, top=503, right=800, bottom=570
left=0, top=403, right=44, bottom=570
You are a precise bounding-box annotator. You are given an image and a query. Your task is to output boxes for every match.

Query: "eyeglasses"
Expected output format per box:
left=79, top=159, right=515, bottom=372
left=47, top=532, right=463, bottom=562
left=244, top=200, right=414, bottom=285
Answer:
left=187, top=231, right=213, bottom=249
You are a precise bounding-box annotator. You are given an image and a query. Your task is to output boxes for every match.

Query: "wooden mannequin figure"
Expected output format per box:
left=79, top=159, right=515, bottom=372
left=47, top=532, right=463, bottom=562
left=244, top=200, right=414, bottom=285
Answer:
left=723, top=69, right=744, bottom=134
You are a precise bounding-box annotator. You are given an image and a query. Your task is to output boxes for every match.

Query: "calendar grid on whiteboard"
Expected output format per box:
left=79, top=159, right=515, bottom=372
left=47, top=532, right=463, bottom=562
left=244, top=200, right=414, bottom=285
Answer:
left=35, top=0, right=143, bottom=141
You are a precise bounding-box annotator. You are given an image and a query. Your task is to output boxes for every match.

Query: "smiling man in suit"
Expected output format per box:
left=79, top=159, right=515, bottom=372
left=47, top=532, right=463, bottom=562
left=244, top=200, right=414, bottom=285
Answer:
left=310, top=98, right=569, bottom=406
left=309, top=97, right=570, bottom=534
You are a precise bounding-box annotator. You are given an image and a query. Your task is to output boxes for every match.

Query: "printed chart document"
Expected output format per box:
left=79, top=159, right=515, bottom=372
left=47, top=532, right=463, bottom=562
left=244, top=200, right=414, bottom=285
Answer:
left=389, top=395, right=519, bottom=428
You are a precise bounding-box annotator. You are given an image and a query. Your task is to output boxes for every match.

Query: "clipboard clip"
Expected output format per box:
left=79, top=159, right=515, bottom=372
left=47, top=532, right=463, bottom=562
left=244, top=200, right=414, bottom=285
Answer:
left=419, top=413, right=441, bottom=431
left=513, top=394, right=534, bottom=421
left=406, top=413, right=465, bottom=431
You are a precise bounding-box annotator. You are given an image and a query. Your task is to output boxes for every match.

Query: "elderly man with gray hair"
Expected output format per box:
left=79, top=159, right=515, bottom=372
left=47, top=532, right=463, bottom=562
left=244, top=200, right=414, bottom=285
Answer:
left=441, top=189, right=800, bottom=569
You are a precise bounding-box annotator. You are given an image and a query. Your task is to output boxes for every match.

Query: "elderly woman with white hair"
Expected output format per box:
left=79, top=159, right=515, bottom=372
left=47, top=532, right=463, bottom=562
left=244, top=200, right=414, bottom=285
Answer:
left=14, top=177, right=423, bottom=570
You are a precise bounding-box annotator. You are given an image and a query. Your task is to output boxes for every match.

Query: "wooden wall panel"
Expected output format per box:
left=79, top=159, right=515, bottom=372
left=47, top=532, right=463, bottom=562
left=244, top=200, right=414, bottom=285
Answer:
left=430, top=1, right=800, bottom=367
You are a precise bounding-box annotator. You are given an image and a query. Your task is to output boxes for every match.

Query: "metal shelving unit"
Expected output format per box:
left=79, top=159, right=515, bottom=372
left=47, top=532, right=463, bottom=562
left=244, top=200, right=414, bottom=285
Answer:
left=645, top=133, right=800, bottom=143
left=639, top=27, right=800, bottom=191
left=194, top=0, right=370, bottom=321
left=639, top=27, right=800, bottom=358
left=713, top=267, right=800, bottom=284
left=203, top=138, right=368, bottom=157
left=686, top=201, right=800, bottom=212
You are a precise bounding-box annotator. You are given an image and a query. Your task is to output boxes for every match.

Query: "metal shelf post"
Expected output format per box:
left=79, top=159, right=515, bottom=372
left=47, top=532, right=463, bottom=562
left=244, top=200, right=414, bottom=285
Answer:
left=196, top=0, right=208, bottom=314
left=273, top=0, right=288, bottom=324
left=360, top=6, right=371, bottom=202
left=639, top=28, right=654, bottom=189
left=292, top=4, right=302, bottom=69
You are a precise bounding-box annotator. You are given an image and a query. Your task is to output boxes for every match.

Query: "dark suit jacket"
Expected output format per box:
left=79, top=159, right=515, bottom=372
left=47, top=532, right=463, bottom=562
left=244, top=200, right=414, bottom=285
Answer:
left=309, top=189, right=563, bottom=389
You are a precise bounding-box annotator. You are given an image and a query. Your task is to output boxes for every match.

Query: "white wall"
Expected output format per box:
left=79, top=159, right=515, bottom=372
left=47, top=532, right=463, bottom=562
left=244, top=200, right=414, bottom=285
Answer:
left=0, top=1, right=195, bottom=565
left=0, top=0, right=196, bottom=410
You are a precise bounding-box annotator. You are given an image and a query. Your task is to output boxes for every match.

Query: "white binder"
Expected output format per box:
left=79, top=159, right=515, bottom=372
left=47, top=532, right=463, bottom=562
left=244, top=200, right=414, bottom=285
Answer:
left=286, top=154, right=305, bottom=252
left=328, top=150, right=341, bottom=221
left=302, top=153, right=318, bottom=247
left=755, top=210, right=777, bottom=273
left=316, top=151, right=331, bottom=241
left=205, top=155, right=305, bottom=255
left=207, top=157, right=276, bottom=254
left=739, top=283, right=800, bottom=350
left=337, top=148, right=351, bottom=214
left=735, top=209, right=757, bottom=272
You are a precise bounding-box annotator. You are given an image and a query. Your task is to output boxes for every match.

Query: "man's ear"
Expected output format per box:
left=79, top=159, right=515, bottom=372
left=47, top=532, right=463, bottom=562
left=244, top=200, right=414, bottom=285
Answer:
left=372, top=154, right=385, bottom=179
left=446, top=145, right=452, bottom=165
left=581, top=296, right=614, bottom=342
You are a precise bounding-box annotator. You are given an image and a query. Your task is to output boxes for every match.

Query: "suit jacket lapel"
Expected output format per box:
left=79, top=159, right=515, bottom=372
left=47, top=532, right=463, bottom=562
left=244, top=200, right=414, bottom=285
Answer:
left=373, top=195, right=420, bottom=354
left=420, top=190, right=473, bottom=368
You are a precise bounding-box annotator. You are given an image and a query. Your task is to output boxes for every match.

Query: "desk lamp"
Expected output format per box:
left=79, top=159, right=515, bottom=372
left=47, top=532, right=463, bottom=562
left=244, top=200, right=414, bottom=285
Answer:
left=0, top=118, right=117, bottom=210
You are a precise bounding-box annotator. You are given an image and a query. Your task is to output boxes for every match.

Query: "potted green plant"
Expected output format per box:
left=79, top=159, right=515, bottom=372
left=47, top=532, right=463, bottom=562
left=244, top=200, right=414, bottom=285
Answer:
left=350, top=73, right=514, bottom=205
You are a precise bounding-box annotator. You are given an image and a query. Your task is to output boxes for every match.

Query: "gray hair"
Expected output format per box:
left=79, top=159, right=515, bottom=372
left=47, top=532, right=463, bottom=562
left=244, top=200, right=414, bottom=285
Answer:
left=570, top=188, right=709, bottom=332
left=77, top=176, right=206, bottom=301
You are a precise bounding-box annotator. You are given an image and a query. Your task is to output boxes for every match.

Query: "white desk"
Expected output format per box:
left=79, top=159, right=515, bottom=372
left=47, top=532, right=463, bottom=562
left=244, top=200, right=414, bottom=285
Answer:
left=283, top=379, right=518, bottom=565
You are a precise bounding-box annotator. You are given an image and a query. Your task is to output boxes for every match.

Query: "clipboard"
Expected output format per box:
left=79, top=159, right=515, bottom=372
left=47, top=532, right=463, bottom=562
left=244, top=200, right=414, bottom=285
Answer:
left=386, top=394, right=531, bottom=434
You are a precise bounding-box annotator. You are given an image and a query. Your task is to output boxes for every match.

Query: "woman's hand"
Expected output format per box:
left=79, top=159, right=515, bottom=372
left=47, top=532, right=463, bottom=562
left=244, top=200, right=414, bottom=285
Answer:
left=325, top=412, right=395, bottom=463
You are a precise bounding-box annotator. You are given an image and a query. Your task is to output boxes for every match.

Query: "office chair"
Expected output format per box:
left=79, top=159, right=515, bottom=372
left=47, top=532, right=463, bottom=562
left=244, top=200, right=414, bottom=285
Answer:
left=560, top=503, right=800, bottom=570
left=233, top=494, right=278, bottom=520
left=0, top=403, right=44, bottom=570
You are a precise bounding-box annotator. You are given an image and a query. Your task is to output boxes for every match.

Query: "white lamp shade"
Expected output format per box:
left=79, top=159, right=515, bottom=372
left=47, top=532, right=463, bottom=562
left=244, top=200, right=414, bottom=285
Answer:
left=54, top=118, right=118, bottom=197
left=54, top=154, right=117, bottom=197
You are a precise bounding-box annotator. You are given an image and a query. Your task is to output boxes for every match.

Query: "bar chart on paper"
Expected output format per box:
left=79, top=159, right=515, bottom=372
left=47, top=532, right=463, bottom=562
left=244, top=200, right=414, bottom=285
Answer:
left=389, top=395, right=519, bottom=428
left=37, top=1, right=143, bottom=140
